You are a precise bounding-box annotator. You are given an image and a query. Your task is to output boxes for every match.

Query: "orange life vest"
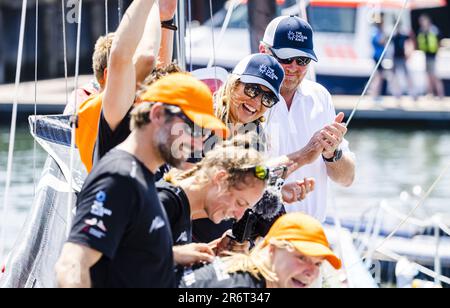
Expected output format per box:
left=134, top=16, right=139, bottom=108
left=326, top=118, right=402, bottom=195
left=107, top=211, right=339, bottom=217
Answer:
left=75, top=93, right=104, bottom=173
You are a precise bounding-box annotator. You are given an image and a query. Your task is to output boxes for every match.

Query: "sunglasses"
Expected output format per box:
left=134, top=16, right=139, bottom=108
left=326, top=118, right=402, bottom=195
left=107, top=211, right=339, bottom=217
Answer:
left=234, top=165, right=288, bottom=184
left=243, top=83, right=279, bottom=109
left=165, top=106, right=212, bottom=139
left=270, top=49, right=312, bottom=67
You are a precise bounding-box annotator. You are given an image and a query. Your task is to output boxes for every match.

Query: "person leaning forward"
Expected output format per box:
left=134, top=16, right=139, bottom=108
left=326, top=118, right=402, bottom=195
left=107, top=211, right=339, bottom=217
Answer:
left=55, top=70, right=229, bottom=288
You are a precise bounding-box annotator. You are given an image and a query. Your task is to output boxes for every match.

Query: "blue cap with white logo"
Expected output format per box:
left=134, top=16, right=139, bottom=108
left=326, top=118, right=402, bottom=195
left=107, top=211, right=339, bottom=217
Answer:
left=263, top=16, right=318, bottom=62
left=233, top=54, right=285, bottom=100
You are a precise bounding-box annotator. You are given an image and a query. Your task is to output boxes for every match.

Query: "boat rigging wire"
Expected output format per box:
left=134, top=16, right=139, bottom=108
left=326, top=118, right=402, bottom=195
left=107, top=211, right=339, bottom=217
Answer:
left=373, top=163, right=450, bottom=253
left=66, top=0, right=83, bottom=237
left=345, top=0, right=409, bottom=127
left=207, top=0, right=238, bottom=69
left=0, top=0, right=29, bottom=264
left=33, top=0, right=40, bottom=196
left=188, top=0, right=193, bottom=72
left=105, top=0, right=109, bottom=35
left=61, top=0, right=69, bottom=107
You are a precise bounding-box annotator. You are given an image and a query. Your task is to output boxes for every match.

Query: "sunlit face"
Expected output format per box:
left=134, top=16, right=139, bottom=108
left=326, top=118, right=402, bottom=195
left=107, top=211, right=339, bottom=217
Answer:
left=229, top=83, right=270, bottom=124
left=279, top=61, right=309, bottom=94
left=271, top=245, right=324, bottom=289
left=204, top=176, right=266, bottom=224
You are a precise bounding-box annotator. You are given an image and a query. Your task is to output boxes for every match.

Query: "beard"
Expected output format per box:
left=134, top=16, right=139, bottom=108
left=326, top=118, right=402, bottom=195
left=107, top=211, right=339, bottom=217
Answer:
left=154, top=124, right=187, bottom=168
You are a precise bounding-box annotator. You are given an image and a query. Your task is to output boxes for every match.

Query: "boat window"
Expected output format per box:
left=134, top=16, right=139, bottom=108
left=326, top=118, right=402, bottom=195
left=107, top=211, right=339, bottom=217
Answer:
left=307, top=6, right=357, bottom=34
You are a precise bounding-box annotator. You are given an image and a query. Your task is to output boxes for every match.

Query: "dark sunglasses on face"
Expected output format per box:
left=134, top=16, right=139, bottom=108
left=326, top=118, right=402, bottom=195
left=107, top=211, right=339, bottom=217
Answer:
left=243, top=83, right=279, bottom=109
left=270, top=50, right=312, bottom=67
left=164, top=106, right=212, bottom=139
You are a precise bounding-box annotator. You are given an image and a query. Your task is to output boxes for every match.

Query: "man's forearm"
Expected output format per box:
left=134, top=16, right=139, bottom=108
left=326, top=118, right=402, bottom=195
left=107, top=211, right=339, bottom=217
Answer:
left=56, top=262, right=92, bottom=288
left=111, top=0, right=156, bottom=63
left=325, top=154, right=355, bottom=187
left=157, top=28, right=175, bottom=68
left=134, top=3, right=161, bottom=84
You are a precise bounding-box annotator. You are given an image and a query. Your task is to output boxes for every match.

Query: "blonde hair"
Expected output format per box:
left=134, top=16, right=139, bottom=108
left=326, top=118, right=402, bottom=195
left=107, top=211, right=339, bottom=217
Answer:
left=92, top=33, right=115, bottom=86
left=214, top=75, right=267, bottom=125
left=164, top=133, right=266, bottom=189
left=214, top=74, right=241, bottom=124
left=223, top=239, right=295, bottom=283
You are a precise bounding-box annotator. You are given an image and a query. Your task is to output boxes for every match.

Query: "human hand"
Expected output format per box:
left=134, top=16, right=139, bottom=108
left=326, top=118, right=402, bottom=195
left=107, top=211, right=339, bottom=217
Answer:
left=281, top=178, right=316, bottom=204
left=321, top=112, right=348, bottom=159
left=173, top=243, right=215, bottom=267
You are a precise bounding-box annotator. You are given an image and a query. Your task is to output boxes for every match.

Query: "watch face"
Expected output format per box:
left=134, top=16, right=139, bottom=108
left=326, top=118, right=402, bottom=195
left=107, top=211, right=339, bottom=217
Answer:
left=334, top=149, right=343, bottom=161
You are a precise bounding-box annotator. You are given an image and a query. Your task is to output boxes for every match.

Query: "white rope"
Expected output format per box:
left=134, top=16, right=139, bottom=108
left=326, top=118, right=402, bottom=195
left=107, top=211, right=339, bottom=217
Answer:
left=437, top=218, right=450, bottom=237
left=208, top=0, right=218, bottom=88
left=374, top=163, right=450, bottom=252
left=0, top=0, right=28, bottom=264
left=207, top=0, right=238, bottom=68
left=174, top=10, right=182, bottom=67
left=33, top=0, right=39, bottom=196
left=66, top=0, right=83, bottom=236
left=118, top=0, right=123, bottom=23
left=62, top=0, right=69, bottom=106
left=376, top=247, right=450, bottom=286
left=346, top=0, right=409, bottom=126
left=380, top=202, right=432, bottom=229
left=188, top=0, right=193, bottom=71
left=105, top=0, right=109, bottom=34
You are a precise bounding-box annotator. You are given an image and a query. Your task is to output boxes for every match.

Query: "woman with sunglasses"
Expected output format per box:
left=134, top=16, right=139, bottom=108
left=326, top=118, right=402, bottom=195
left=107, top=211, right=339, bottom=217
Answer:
left=192, top=54, right=316, bottom=244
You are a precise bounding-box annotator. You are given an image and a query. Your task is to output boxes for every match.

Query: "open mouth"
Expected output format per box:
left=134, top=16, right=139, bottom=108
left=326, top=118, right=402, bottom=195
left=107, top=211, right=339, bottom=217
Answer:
left=242, top=103, right=257, bottom=115
left=291, top=278, right=307, bottom=288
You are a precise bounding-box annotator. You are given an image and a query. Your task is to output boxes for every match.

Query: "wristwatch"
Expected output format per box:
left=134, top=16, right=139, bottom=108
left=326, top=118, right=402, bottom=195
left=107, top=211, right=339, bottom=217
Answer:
left=323, top=149, right=343, bottom=163
left=161, top=18, right=178, bottom=31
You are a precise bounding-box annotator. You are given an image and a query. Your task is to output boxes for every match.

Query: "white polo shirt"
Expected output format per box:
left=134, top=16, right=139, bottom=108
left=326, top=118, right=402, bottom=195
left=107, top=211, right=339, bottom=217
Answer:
left=264, top=79, right=353, bottom=222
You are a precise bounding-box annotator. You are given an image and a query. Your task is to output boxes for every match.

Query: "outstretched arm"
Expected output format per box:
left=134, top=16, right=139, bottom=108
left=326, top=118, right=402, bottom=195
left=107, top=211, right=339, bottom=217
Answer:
left=103, top=0, right=157, bottom=131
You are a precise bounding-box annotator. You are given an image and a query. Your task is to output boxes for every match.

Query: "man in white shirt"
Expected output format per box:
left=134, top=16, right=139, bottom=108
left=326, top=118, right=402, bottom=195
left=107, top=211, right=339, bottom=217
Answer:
left=260, top=16, right=356, bottom=222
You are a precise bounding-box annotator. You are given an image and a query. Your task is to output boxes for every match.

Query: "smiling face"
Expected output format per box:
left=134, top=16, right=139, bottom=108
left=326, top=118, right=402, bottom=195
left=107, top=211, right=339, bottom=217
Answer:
left=270, top=245, right=323, bottom=289
left=204, top=172, right=266, bottom=224
left=229, top=82, right=271, bottom=124
left=279, top=61, right=309, bottom=94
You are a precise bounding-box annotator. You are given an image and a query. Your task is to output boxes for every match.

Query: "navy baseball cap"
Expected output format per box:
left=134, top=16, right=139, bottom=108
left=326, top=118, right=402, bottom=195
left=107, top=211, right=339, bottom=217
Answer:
left=263, top=16, right=318, bottom=62
left=233, top=54, right=285, bottom=100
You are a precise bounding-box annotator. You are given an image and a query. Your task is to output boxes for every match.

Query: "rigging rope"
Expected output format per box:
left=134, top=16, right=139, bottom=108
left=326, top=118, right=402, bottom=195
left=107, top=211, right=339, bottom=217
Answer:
left=66, top=0, right=83, bottom=237
left=118, top=0, right=123, bottom=23
left=33, top=0, right=40, bottom=196
left=374, top=163, right=450, bottom=253
left=105, top=0, right=109, bottom=34
left=188, top=0, right=193, bottom=72
left=346, top=0, right=409, bottom=127
left=0, top=0, right=29, bottom=264
left=207, top=0, right=238, bottom=68
left=62, top=0, right=69, bottom=106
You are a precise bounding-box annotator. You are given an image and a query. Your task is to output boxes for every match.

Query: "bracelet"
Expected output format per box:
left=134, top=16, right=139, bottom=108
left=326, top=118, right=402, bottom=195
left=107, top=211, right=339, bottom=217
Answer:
left=161, top=18, right=178, bottom=31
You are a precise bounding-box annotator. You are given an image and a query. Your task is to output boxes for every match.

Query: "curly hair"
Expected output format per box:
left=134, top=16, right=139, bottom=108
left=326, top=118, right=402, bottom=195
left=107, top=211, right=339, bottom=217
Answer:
left=164, top=133, right=267, bottom=190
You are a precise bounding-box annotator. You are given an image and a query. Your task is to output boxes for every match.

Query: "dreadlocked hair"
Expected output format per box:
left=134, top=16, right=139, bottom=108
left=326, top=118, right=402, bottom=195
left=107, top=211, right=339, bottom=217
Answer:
left=164, top=132, right=266, bottom=189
